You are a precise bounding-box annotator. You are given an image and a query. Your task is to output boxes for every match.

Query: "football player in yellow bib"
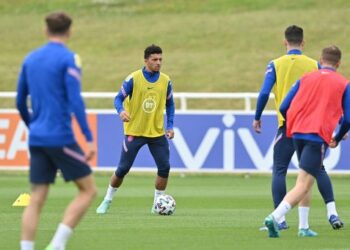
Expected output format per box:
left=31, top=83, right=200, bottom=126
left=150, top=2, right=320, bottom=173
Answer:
left=96, top=45, right=175, bottom=214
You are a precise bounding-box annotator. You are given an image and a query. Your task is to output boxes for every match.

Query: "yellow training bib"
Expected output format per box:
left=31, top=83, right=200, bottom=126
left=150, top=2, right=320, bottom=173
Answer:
left=273, top=54, right=318, bottom=127
left=123, top=69, right=169, bottom=137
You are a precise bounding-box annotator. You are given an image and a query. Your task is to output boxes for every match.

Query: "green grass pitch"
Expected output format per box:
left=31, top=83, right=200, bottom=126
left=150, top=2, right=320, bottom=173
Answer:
left=1, top=172, right=349, bottom=249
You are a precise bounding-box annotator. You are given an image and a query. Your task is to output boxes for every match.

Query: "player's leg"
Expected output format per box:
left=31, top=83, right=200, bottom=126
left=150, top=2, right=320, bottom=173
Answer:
left=21, top=146, right=56, bottom=250
left=148, top=135, right=170, bottom=211
left=298, top=189, right=312, bottom=230
left=298, top=190, right=318, bottom=237
left=62, top=175, right=97, bottom=226
left=283, top=169, right=314, bottom=215
left=265, top=139, right=322, bottom=238
left=271, top=126, right=295, bottom=228
left=316, top=166, right=344, bottom=229
left=96, top=136, right=144, bottom=214
left=291, top=139, right=316, bottom=236
left=295, top=140, right=324, bottom=237
left=21, top=184, right=49, bottom=250
left=46, top=175, right=96, bottom=250
left=265, top=169, right=315, bottom=238
left=45, top=144, right=97, bottom=250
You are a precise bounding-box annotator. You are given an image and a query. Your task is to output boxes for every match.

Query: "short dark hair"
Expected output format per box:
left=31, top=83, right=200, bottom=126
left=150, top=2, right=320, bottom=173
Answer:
left=322, top=45, right=341, bottom=66
left=285, top=25, right=303, bottom=46
left=45, top=11, right=72, bottom=35
left=144, top=44, right=162, bottom=59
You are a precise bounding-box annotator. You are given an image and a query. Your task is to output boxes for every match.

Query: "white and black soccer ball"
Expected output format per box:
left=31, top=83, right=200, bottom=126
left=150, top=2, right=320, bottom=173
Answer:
left=154, top=194, right=176, bottom=215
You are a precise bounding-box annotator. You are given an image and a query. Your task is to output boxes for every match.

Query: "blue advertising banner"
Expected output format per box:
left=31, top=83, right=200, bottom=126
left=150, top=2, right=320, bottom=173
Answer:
left=0, top=111, right=348, bottom=172
left=97, top=112, right=349, bottom=172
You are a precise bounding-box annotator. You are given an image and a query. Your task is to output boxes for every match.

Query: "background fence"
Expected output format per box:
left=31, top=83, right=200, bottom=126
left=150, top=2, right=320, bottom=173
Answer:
left=0, top=91, right=274, bottom=111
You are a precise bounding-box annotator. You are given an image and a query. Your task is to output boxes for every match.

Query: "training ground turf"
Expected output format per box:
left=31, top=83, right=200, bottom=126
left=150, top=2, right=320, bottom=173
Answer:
left=1, top=172, right=349, bottom=250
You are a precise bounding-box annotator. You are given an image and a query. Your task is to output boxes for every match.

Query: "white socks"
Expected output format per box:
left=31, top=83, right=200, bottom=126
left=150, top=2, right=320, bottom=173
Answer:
left=326, top=201, right=338, bottom=219
left=153, top=189, right=165, bottom=205
left=273, top=202, right=338, bottom=229
left=50, top=223, right=73, bottom=250
left=104, top=185, right=118, bottom=201
left=22, top=224, right=72, bottom=250
left=20, top=241, right=34, bottom=250
left=272, top=201, right=292, bottom=222
left=278, top=216, right=286, bottom=224
left=298, top=206, right=310, bottom=229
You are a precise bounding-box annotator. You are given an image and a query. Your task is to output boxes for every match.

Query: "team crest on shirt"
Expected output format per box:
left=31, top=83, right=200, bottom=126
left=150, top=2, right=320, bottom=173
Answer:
left=142, top=96, right=157, bottom=113
left=74, top=54, right=82, bottom=68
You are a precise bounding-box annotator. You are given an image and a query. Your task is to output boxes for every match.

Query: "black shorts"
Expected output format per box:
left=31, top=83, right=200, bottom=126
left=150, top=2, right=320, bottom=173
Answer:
left=293, top=139, right=326, bottom=177
left=29, top=143, right=92, bottom=184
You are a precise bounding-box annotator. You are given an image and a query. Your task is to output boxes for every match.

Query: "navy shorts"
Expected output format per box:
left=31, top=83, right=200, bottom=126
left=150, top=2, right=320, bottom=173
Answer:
left=293, top=139, right=326, bottom=177
left=29, top=143, right=92, bottom=184
left=116, top=135, right=170, bottom=178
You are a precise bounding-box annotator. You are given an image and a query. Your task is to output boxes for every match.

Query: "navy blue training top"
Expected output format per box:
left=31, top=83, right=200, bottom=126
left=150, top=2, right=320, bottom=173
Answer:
left=16, top=41, right=92, bottom=146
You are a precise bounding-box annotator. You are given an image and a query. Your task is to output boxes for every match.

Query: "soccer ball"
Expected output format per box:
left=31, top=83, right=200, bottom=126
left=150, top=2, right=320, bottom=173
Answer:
left=154, top=194, right=176, bottom=215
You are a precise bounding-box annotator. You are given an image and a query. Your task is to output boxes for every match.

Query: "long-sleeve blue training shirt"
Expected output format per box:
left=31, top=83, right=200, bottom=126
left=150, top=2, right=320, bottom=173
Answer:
left=280, top=70, right=350, bottom=143
left=254, top=49, right=321, bottom=121
left=16, top=41, right=92, bottom=146
left=114, top=67, right=175, bottom=130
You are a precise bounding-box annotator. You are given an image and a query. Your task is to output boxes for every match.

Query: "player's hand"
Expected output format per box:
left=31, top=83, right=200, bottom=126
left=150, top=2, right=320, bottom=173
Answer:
left=329, top=138, right=338, bottom=148
left=253, top=120, right=262, bottom=133
left=166, top=129, right=174, bottom=139
left=120, top=111, right=130, bottom=122
left=85, top=141, right=95, bottom=162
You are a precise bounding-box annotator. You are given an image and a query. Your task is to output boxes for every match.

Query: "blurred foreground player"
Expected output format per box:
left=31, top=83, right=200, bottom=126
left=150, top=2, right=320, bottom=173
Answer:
left=16, top=11, right=97, bottom=250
